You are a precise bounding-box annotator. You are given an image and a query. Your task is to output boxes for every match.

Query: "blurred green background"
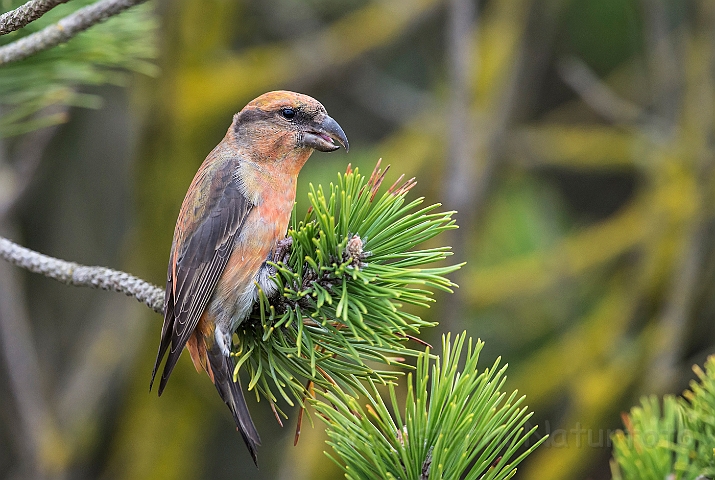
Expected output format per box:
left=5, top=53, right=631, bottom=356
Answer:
left=1, top=0, right=714, bottom=479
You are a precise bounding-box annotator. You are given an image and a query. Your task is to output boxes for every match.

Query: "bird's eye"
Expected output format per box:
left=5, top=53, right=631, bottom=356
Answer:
left=281, top=108, right=296, bottom=119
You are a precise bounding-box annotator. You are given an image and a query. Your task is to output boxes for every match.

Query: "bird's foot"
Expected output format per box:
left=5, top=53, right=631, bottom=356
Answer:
left=273, top=236, right=293, bottom=265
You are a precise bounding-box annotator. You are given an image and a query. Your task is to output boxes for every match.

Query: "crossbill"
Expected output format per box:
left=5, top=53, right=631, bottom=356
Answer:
left=150, top=91, right=348, bottom=464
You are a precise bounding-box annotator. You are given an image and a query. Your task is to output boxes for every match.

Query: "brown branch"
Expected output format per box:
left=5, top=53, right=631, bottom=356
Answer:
left=0, top=0, right=148, bottom=65
left=0, top=0, right=70, bottom=36
left=0, top=235, right=164, bottom=313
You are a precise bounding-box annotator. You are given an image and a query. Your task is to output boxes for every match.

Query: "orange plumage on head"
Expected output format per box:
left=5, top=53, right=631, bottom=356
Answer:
left=150, top=91, right=348, bottom=465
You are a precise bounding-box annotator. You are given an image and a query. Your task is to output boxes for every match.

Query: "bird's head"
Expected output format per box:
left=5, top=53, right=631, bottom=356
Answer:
left=231, top=91, right=348, bottom=170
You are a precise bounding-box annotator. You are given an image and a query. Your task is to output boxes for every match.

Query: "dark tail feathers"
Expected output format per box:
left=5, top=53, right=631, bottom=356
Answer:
left=207, top=346, right=261, bottom=465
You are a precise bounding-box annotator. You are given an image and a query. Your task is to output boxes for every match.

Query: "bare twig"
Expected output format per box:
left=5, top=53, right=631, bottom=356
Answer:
left=442, top=0, right=476, bottom=215
left=0, top=227, right=385, bottom=323
left=0, top=258, right=60, bottom=479
left=0, top=235, right=164, bottom=313
left=0, top=0, right=70, bottom=36
left=57, top=296, right=147, bottom=458
left=0, top=0, right=147, bottom=65
left=557, top=56, right=646, bottom=124
left=0, top=106, right=68, bottom=223
left=348, top=62, right=438, bottom=125
left=641, top=0, right=680, bottom=127
left=439, top=0, right=476, bottom=333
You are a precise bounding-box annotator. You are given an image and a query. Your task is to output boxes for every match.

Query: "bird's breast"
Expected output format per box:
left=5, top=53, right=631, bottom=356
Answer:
left=209, top=175, right=298, bottom=331
left=240, top=176, right=297, bottom=250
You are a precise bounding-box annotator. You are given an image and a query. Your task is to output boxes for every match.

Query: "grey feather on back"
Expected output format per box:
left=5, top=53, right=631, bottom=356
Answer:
left=150, top=158, right=252, bottom=395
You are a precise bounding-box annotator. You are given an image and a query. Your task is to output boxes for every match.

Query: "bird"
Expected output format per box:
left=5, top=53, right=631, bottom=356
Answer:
left=149, top=91, right=348, bottom=465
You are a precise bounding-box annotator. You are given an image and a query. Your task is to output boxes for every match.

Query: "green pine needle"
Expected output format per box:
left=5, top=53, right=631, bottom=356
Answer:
left=611, top=355, right=715, bottom=480
left=234, top=162, right=462, bottom=413
left=0, top=0, right=158, bottom=137
left=315, top=332, right=546, bottom=480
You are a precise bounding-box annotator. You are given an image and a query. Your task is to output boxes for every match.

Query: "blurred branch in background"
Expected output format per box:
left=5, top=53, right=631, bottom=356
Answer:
left=0, top=0, right=148, bottom=64
left=0, top=105, right=66, bottom=221
left=173, top=0, right=443, bottom=127
left=0, top=250, right=62, bottom=480
left=641, top=0, right=680, bottom=127
left=0, top=0, right=157, bottom=136
left=443, top=0, right=476, bottom=216
left=557, top=56, right=645, bottom=125
left=348, top=62, right=437, bottom=125
left=440, top=0, right=476, bottom=332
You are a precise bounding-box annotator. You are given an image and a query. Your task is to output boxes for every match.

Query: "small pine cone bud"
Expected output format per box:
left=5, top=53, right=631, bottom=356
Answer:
left=345, top=234, right=364, bottom=268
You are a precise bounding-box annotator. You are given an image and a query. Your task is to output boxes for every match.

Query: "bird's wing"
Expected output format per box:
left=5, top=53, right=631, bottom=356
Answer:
left=151, top=155, right=252, bottom=394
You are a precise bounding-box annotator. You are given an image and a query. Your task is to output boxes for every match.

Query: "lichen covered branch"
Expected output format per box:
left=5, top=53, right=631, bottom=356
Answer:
left=0, top=0, right=70, bottom=36
left=0, top=235, right=164, bottom=313
left=0, top=0, right=148, bottom=64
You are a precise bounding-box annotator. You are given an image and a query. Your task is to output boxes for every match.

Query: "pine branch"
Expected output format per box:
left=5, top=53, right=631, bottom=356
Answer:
left=315, top=333, right=546, bottom=480
left=611, top=355, right=715, bottom=480
left=237, top=162, right=461, bottom=412
left=0, top=236, right=164, bottom=312
left=0, top=0, right=148, bottom=65
left=0, top=0, right=70, bottom=35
